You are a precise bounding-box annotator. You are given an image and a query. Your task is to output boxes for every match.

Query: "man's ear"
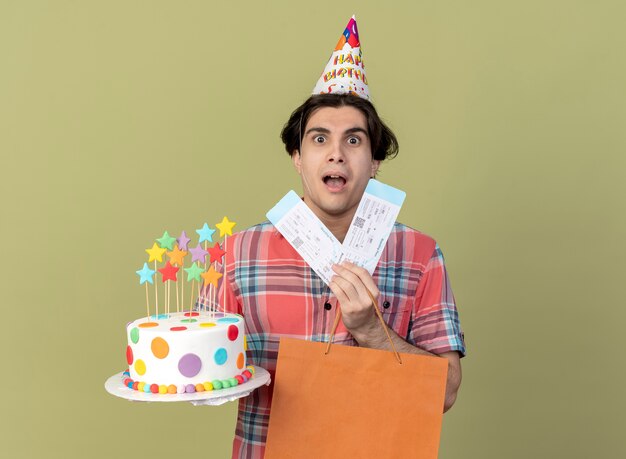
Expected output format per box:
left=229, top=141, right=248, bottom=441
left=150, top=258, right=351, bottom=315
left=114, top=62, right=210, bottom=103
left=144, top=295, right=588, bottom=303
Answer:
left=292, top=150, right=302, bottom=174
left=371, top=159, right=380, bottom=178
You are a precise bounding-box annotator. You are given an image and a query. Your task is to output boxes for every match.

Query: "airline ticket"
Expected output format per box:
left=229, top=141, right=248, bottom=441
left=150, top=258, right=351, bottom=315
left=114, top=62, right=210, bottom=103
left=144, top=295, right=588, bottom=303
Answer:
left=266, top=180, right=406, bottom=285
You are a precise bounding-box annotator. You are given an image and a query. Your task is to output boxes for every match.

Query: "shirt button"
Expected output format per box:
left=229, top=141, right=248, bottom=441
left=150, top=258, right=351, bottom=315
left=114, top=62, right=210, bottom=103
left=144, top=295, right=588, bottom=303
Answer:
left=383, top=301, right=391, bottom=309
left=324, top=302, right=332, bottom=310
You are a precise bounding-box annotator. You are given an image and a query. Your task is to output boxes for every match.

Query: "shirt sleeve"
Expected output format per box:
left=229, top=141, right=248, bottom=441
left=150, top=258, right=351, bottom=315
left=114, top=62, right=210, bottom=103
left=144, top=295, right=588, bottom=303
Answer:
left=409, top=243, right=466, bottom=356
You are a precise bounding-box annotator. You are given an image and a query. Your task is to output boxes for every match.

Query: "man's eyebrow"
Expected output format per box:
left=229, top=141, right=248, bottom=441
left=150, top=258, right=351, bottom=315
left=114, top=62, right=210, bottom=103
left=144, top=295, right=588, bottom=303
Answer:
left=304, top=127, right=331, bottom=136
left=304, top=126, right=368, bottom=136
left=345, top=127, right=368, bottom=136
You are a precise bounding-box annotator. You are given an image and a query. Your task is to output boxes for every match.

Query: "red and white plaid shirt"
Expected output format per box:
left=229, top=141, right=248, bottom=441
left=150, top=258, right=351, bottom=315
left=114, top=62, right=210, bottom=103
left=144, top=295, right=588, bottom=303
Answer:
left=207, top=221, right=465, bottom=458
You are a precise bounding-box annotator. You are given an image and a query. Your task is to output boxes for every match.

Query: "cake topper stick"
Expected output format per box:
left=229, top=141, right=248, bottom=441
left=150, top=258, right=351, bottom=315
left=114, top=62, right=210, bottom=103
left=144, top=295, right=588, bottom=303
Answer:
left=207, top=242, right=226, bottom=314
left=145, top=283, right=150, bottom=319
left=177, top=231, right=191, bottom=312
left=136, top=262, right=155, bottom=321
left=212, top=266, right=216, bottom=315
left=216, top=217, right=236, bottom=312
left=209, top=286, right=213, bottom=311
left=155, top=232, right=174, bottom=317
left=184, top=262, right=203, bottom=314
left=200, top=265, right=222, bottom=315
left=223, top=240, right=227, bottom=313
left=197, top=223, right=215, bottom=282
left=155, top=260, right=159, bottom=318
left=190, top=279, right=195, bottom=314
left=174, top=278, right=178, bottom=313
left=223, top=237, right=231, bottom=313
left=146, top=243, right=166, bottom=317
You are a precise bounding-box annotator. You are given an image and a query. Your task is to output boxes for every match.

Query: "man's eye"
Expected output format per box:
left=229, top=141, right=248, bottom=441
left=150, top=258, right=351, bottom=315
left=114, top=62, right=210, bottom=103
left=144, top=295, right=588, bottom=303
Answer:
left=348, top=136, right=360, bottom=145
left=314, top=136, right=325, bottom=143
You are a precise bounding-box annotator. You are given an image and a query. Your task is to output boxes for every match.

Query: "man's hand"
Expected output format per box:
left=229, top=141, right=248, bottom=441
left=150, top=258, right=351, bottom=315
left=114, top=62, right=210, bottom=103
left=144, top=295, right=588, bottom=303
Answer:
left=329, top=261, right=462, bottom=413
left=329, top=261, right=380, bottom=337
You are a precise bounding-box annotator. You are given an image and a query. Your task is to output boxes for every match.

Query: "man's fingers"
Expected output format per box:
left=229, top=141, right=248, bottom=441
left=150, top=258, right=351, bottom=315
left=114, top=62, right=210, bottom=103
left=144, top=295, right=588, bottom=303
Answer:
left=329, top=280, right=349, bottom=305
left=329, top=274, right=360, bottom=303
left=332, top=262, right=379, bottom=303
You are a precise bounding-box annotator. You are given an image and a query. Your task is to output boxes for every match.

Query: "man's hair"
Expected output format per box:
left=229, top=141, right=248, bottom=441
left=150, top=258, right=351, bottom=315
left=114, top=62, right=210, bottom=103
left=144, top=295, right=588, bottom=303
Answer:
left=280, top=94, right=399, bottom=161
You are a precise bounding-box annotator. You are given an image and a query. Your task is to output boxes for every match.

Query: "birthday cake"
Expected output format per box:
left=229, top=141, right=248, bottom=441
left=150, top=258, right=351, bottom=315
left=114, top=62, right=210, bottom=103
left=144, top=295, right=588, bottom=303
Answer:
left=121, top=217, right=256, bottom=396
left=123, top=311, right=253, bottom=394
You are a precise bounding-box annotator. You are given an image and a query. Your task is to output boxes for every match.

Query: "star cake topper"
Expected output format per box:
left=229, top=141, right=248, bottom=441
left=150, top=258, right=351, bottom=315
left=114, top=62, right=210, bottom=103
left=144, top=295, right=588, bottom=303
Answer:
left=215, top=216, right=236, bottom=238
left=156, top=231, right=177, bottom=251
left=201, top=265, right=223, bottom=288
left=145, top=243, right=167, bottom=263
left=196, top=223, right=216, bottom=244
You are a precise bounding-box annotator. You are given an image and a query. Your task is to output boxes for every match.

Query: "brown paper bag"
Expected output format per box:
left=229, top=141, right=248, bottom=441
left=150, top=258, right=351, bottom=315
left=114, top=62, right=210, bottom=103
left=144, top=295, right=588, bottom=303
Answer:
left=265, top=301, right=449, bottom=459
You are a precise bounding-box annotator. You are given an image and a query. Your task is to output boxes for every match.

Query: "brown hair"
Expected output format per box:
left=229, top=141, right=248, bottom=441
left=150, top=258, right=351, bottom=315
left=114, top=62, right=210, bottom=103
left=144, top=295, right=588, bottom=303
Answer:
left=280, top=94, right=399, bottom=161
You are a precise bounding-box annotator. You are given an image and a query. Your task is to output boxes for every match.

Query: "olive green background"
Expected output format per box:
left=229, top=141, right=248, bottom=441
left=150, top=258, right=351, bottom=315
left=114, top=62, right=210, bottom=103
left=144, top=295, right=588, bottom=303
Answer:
left=2, top=1, right=624, bottom=458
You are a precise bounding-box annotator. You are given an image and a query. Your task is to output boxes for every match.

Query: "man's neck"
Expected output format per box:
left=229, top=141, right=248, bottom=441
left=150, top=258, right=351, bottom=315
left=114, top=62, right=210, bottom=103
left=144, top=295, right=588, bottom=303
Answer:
left=317, top=213, right=354, bottom=243
left=300, top=196, right=358, bottom=243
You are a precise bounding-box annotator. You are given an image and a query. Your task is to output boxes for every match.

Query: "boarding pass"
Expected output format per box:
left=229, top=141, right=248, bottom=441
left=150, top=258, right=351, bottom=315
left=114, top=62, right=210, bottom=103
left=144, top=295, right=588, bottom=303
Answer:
left=266, top=179, right=406, bottom=285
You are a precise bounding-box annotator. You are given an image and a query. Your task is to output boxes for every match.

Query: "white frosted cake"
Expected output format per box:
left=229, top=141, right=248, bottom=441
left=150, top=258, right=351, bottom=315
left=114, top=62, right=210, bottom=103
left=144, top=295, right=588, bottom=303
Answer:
left=123, top=311, right=253, bottom=394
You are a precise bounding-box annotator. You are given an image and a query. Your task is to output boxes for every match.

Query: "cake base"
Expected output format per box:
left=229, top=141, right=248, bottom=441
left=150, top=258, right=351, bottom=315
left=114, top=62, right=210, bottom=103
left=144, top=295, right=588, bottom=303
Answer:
left=104, top=367, right=270, bottom=405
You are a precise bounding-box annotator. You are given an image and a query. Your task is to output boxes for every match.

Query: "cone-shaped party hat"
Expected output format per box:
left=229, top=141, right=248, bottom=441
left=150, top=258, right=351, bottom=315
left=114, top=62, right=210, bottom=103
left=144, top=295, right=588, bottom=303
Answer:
left=312, top=15, right=369, bottom=100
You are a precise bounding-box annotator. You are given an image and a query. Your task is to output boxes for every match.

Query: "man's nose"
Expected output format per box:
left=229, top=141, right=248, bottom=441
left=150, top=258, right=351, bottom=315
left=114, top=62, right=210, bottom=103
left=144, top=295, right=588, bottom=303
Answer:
left=327, top=142, right=345, bottom=163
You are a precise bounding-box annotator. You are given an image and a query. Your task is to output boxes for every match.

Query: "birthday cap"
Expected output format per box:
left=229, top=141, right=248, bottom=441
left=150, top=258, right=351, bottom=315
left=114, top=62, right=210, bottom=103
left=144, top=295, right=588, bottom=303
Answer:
left=312, top=15, right=369, bottom=100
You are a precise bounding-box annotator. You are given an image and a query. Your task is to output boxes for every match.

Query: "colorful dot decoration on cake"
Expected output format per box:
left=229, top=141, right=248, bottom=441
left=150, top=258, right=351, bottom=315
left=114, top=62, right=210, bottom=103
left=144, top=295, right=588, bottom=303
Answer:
left=237, top=352, right=245, bottom=369
left=151, top=337, right=169, bottom=359
left=228, top=324, right=239, bottom=341
left=178, top=353, right=202, bottom=378
left=135, top=359, right=146, bottom=376
left=130, top=328, right=140, bottom=344
left=214, top=348, right=228, bottom=365
left=120, top=365, right=256, bottom=395
left=218, top=317, right=239, bottom=324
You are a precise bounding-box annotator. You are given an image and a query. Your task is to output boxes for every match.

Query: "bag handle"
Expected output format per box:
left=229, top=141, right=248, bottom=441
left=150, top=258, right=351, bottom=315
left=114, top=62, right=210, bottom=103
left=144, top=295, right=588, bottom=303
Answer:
left=325, top=288, right=403, bottom=364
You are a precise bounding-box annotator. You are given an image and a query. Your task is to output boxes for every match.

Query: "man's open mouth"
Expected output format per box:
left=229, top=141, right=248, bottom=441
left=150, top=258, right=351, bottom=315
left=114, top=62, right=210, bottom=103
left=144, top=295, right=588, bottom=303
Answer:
left=323, top=174, right=347, bottom=191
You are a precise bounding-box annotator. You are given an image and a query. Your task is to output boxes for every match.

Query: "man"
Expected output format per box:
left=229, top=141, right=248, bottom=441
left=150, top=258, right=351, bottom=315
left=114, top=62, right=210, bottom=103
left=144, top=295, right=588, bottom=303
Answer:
left=218, top=17, right=466, bottom=458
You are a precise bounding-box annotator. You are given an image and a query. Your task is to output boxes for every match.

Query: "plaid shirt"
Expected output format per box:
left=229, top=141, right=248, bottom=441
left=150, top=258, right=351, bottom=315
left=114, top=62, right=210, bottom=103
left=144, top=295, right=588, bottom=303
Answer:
left=212, top=221, right=465, bottom=458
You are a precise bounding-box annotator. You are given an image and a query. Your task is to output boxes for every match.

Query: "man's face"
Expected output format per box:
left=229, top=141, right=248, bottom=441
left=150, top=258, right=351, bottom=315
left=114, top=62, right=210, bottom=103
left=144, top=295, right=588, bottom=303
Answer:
left=292, top=106, right=380, bottom=222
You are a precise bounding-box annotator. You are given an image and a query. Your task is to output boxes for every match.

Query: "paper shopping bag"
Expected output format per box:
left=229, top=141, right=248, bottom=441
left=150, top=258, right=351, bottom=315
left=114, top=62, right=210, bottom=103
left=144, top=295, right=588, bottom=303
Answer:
left=264, top=337, right=449, bottom=459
